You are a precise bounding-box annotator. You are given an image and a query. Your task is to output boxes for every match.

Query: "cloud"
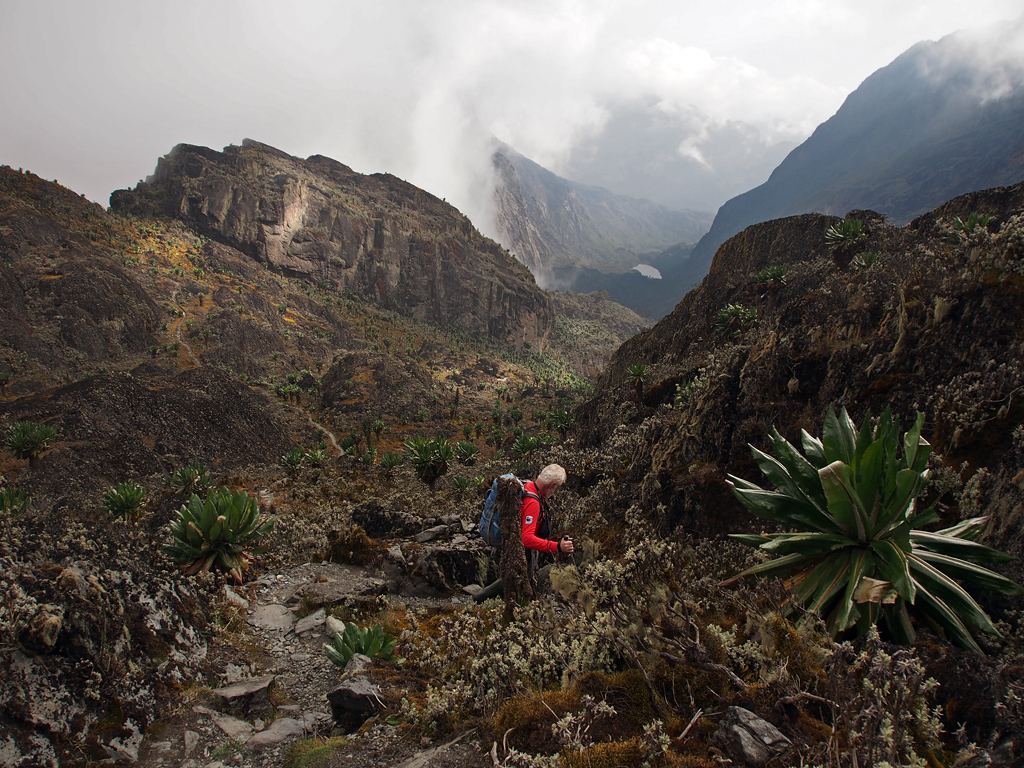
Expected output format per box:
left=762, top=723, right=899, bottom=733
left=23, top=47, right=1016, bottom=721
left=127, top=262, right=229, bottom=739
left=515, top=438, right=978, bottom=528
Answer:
left=1, top=0, right=1022, bottom=229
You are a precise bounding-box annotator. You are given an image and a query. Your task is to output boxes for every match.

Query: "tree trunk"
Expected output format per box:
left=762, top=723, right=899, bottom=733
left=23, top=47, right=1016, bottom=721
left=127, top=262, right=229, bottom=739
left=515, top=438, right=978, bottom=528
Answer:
left=498, top=476, right=532, bottom=605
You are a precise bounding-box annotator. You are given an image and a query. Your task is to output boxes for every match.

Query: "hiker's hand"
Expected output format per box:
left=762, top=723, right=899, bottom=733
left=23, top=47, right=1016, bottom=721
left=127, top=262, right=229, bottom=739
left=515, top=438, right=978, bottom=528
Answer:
left=558, top=536, right=574, bottom=554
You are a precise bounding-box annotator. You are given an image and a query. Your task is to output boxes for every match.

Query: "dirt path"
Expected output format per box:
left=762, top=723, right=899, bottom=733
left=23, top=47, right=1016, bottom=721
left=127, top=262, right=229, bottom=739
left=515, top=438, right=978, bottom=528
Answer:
left=169, top=287, right=201, bottom=369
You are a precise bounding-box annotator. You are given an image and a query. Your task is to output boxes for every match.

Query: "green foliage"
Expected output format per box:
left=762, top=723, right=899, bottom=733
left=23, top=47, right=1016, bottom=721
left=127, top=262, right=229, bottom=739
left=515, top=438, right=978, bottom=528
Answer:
left=304, top=448, right=328, bottom=467
left=404, top=435, right=453, bottom=485
left=716, top=303, right=757, bottom=338
left=512, top=433, right=542, bottom=457
left=359, top=449, right=375, bottom=466
left=755, top=264, right=787, bottom=285
left=724, top=406, right=1023, bottom=653
left=454, top=440, right=480, bottom=466
left=626, top=363, right=647, bottom=389
left=167, top=462, right=213, bottom=495
left=5, top=420, right=56, bottom=463
left=380, top=452, right=402, bottom=470
left=0, top=476, right=29, bottom=531
left=324, top=622, right=399, bottom=668
left=282, top=448, right=305, bottom=472
left=162, top=488, right=274, bottom=583
left=825, top=218, right=868, bottom=248
left=102, top=481, right=147, bottom=522
left=453, top=477, right=472, bottom=492
left=947, top=212, right=992, bottom=244
left=851, top=250, right=878, bottom=271
left=546, top=409, right=574, bottom=437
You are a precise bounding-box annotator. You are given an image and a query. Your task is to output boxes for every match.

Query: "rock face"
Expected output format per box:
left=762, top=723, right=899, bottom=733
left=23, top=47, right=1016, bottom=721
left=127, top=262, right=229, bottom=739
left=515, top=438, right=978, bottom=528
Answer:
left=492, top=142, right=712, bottom=276
left=111, top=140, right=554, bottom=349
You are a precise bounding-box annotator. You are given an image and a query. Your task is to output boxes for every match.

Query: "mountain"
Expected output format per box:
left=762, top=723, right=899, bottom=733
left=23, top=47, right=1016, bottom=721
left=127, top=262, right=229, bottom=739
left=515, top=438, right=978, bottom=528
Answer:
left=111, top=140, right=555, bottom=349
left=682, top=19, right=1024, bottom=295
left=491, top=142, right=712, bottom=277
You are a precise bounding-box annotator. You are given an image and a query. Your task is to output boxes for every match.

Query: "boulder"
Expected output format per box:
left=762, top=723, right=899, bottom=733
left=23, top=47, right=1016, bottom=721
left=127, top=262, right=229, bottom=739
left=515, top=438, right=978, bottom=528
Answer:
left=713, top=706, right=791, bottom=767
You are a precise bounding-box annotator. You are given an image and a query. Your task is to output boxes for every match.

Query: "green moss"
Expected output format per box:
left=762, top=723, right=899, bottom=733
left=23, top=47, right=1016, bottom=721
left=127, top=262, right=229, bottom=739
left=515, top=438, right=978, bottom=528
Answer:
left=284, top=737, right=352, bottom=765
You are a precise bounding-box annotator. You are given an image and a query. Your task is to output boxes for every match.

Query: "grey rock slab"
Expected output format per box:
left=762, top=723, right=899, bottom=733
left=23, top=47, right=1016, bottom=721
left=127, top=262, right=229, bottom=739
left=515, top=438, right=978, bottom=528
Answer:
left=184, top=730, right=200, bottom=756
left=293, top=607, right=326, bottom=635
left=208, top=711, right=254, bottom=741
left=212, top=674, right=277, bottom=718
left=415, top=525, right=449, bottom=543
left=246, top=717, right=305, bottom=747
left=223, top=586, right=249, bottom=610
left=325, top=614, right=347, bottom=638
left=248, top=604, right=294, bottom=631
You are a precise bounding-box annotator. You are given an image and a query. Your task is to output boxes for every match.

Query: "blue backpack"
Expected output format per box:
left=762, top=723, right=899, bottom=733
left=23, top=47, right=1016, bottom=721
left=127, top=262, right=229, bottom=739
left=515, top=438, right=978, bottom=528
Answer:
left=479, top=474, right=541, bottom=545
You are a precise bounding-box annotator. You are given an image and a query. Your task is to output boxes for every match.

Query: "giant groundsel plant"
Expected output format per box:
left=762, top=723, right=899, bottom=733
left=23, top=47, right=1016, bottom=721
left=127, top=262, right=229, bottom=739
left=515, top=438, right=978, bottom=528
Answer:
left=723, top=406, right=1022, bottom=653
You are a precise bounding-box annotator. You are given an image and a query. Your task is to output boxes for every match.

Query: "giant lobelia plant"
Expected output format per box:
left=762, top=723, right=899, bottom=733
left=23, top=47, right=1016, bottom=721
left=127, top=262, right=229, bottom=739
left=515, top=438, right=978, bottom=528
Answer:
left=162, top=487, right=274, bottom=583
left=722, top=406, right=1022, bottom=653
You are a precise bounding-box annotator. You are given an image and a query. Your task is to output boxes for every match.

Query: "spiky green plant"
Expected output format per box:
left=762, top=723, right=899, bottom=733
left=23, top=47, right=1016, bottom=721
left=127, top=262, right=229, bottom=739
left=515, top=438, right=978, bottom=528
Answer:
left=723, top=406, right=1023, bottom=653
left=511, top=433, right=540, bottom=457
left=102, top=481, right=147, bottom=522
left=546, top=409, right=574, bottom=437
left=404, top=435, right=453, bottom=486
left=380, top=452, right=402, bottom=470
left=162, top=488, right=274, bottom=583
left=851, top=251, right=878, bottom=272
left=455, top=441, right=480, bottom=466
left=167, top=462, right=213, bottom=495
left=716, top=303, right=757, bottom=338
left=304, top=448, right=328, bottom=466
left=5, top=420, right=56, bottom=465
left=324, top=622, right=398, bottom=668
left=626, top=363, right=648, bottom=389
left=756, top=265, right=787, bottom=285
left=0, top=476, right=29, bottom=532
left=946, top=212, right=992, bottom=244
left=825, top=219, right=868, bottom=249
left=281, top=448, right=304, bottom=472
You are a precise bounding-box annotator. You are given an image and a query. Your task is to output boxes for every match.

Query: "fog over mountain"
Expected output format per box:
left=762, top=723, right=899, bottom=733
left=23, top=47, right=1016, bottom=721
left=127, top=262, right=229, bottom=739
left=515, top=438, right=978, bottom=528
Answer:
left=555, top=97, right=799, bottom=212
left=682, top=15, right=1024, bottom=291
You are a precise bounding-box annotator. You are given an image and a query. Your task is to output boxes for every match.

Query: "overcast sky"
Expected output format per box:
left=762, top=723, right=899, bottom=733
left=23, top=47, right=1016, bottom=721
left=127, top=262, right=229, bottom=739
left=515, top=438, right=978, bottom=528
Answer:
left=2, top=0, right=1022, bottom=230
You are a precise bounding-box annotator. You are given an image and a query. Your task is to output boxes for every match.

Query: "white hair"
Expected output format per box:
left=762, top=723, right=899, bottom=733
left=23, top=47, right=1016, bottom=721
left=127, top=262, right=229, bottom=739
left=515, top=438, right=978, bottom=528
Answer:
left=536, top=464, right=566, bottom=494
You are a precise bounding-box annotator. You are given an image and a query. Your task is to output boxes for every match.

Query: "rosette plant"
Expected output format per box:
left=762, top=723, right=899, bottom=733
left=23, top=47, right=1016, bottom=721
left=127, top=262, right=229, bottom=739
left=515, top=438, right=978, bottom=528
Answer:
left=162, top=488, right=274, bottom=583
left=324, top=621, right=399, bottom=669
left=723, top=406, right=1022, bottom=653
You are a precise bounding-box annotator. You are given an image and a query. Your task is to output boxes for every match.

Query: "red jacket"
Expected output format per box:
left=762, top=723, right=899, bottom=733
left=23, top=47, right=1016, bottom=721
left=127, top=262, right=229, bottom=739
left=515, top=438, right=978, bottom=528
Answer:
left=520, top=481, right=559, bottom=554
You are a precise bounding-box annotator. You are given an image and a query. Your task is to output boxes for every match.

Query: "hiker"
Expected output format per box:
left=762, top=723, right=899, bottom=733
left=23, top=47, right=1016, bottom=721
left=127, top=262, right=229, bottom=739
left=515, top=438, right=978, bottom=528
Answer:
left=474, top=464, right=573, bottom=602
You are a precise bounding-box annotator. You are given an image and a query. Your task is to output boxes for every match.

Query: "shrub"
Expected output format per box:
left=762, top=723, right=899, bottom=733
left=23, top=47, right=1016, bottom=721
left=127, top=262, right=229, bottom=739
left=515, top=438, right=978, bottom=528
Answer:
left=102, top=481, right=147, bottom=522
left=723, top=406, right=1023, bottom=653
left=755, top=264, right=787, bottom=285
left=716, top=303, right=757, bottom=338
left=281, top=448, right=304, bottom=472
left=324, top=622, right=399, bottom=668
left=455, top=441, right=480, bottom=466
left=5, top=420, right=56, bottom=465
left=380, top=452, right=402, bottom=470
left=546, top=409, right=574, bottom=437
left=162, top=488, right=274, bottom=583
left=0, top=476, right=29, bottom=532
left=167, top=462, right=213, bottom=495
left=304, top=448, right=328, bottom=467
left=404, top=435, right=453, bottom=486
left=851, top=250, right=878, bottom=271
left=825, top=218, right=867, bottom=249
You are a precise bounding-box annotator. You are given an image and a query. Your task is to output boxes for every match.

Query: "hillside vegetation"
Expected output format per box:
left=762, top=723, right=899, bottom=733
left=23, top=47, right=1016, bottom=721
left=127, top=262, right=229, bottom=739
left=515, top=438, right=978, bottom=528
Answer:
left=2, top=160, right=1024, bottom=768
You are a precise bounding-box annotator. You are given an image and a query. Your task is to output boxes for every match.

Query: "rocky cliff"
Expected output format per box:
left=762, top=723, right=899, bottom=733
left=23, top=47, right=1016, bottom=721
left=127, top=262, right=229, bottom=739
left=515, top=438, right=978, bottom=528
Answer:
left=111, top=140, right=555, bottom=349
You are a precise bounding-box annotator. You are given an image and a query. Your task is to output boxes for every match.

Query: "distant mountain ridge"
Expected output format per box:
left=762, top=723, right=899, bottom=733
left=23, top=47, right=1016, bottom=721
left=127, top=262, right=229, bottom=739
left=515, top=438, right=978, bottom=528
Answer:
left=682, top=18, right=1024, bottom=293
left=491, top=142, right=712, bottom=277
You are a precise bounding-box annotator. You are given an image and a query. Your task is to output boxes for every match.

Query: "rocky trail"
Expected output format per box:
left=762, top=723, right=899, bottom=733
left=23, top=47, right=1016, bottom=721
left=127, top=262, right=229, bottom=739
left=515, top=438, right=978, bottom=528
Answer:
left=133, top=547, right=493, bottom=768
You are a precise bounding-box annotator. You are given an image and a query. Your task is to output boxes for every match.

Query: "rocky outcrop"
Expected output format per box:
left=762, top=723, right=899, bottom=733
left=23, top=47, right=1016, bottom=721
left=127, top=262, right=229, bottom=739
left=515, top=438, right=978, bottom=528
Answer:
left=111, top=141, right=554, bottom=349
left=578, top=181, right=1024, bottom=538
